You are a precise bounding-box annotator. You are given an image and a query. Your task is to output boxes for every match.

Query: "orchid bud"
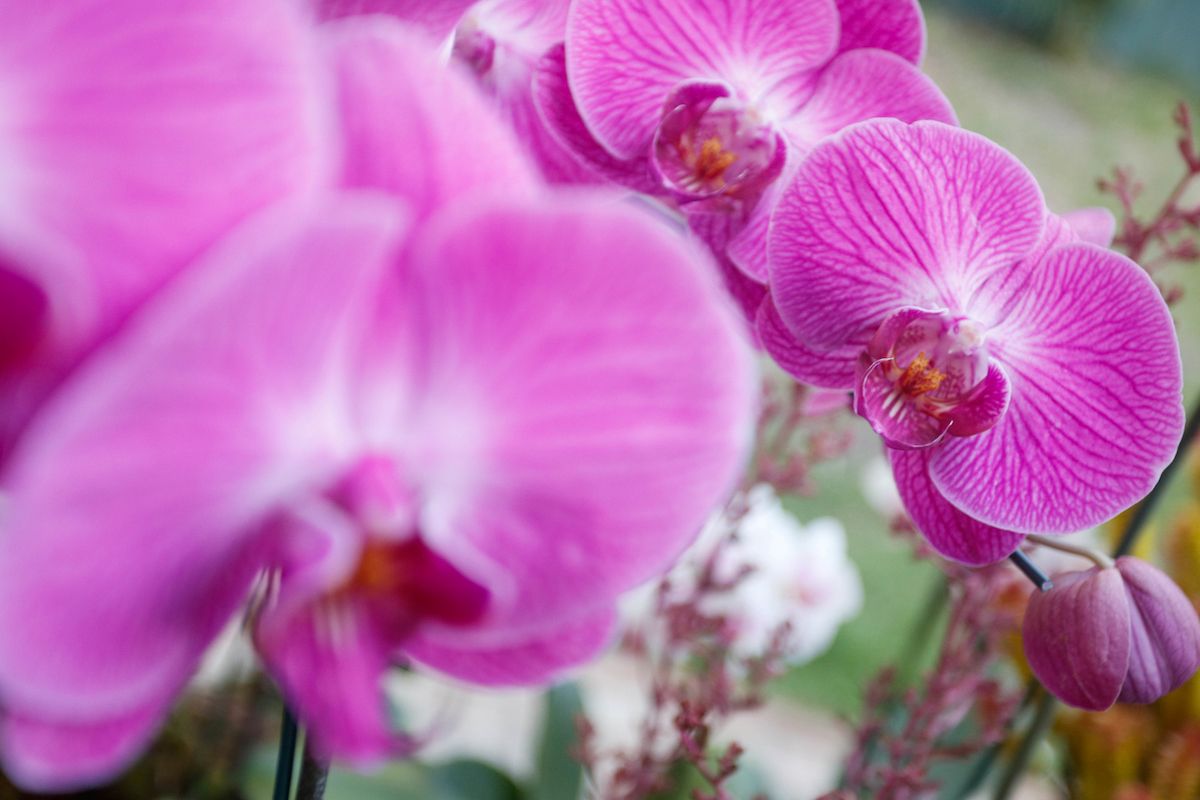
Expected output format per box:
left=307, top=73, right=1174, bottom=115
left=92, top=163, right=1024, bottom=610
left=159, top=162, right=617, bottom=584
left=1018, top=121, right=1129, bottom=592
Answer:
left=1022, top=557, right=1200, bottom=710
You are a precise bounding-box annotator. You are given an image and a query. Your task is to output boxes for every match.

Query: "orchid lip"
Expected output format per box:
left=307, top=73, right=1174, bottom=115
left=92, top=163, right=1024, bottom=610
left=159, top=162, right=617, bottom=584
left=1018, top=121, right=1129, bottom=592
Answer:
left=855, top=307, right=1009, bottom=450
left=651, top=81, right=783, bottom=203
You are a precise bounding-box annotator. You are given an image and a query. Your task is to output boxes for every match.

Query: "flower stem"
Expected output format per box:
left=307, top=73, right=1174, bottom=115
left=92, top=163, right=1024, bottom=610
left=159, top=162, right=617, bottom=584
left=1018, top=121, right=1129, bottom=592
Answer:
left=1007, top=550, right=1052, bottom=591
left=1025, top=534, right=1115, bottom=570
left=272, top=707, right=298, bottom=800
left=991, top=388, right=1200, bottom=799
left=296, top=738, right=330, bottom=800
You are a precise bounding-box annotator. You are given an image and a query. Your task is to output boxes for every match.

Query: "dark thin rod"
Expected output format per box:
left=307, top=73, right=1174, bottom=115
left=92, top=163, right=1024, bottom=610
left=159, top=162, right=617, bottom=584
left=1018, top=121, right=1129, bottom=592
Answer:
left=1008, top=550, right=1052, bottom=591
left=272, top=708, right=299, bottom=800
left=296, top=737, right=330, bottom=800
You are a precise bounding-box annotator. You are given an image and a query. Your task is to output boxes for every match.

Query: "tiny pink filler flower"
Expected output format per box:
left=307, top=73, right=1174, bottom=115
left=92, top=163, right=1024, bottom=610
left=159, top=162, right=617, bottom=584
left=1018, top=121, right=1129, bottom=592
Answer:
left=765, top=119, right=1184, bottom=565
left=0, top=21, right=756, bottom=792
left=534, top=0, right=954, bottom=285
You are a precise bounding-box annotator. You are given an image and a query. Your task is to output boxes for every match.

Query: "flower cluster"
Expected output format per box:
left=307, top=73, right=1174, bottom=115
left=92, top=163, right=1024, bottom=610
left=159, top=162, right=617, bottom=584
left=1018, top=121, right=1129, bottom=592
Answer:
left=1, top=0, right=1196, bottom=793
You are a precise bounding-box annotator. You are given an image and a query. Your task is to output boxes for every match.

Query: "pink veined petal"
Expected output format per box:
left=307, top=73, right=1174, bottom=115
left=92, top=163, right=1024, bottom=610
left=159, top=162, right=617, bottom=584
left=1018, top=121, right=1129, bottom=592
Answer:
left=942, top=362, right=1011, bottom=438
left=1062, top=206, right=1117, bottom=247
left=1115, top=556, right=1200, bottom=704
left=722, top=158, right=798, bottom=282
left=931, top=244, right=1184, bottom=533
left=566, top=0, right=840, bottom=159
left=491, top=59, right=601, bottom=185
left=533, top=45, right=661, bottom=193
left=406, top=606, right=617, bottom=686
left=785, top=49, right=956, bottom=152
left=0, top=697, right=174, bottom=793
left=834, top=0, right=926, bottom=64
left=755, top=297, right=858, bottom=389
left=889, top=450, right=1025, bottom=565
left=0, top=197, right=409, bottom=725
left=1022, top=566, right=1130, bottom=711
left=856, top=357, right=951, bottom=449
left=712, top=251, right=768, bottom=333
left=0, top=0, right=330, bottom=456
left=401, top=193, right=755, bottom=640
left=322, top=18, right=538, bottom=217
left=769, top=120, right=1046, bottom=352
left=311, top=0, right=475, bottom=38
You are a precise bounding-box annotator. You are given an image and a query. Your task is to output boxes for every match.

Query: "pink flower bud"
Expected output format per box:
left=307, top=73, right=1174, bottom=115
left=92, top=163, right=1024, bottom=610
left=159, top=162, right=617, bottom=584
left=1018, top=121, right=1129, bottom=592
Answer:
left=1022, top=557, right=1200, bottom=710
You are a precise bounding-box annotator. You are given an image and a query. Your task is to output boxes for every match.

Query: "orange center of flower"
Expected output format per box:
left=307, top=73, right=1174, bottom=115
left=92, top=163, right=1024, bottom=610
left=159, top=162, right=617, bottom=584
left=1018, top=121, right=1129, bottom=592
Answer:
left=691, top=136, right=737, bottom=182
left=897, top=352, right=946, bottom=397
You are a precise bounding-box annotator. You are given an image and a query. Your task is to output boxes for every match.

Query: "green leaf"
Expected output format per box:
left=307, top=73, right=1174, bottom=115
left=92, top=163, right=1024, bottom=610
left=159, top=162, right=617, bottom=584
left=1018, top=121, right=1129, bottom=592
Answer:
left=530, top=683, right=585, bottom=800
left=429, top=759, right=524, bottom=800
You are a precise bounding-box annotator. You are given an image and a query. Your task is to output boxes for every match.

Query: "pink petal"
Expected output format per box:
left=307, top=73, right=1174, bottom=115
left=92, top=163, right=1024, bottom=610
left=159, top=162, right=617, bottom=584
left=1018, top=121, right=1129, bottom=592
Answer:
left=0, top=0, right=328, bottom=358
left=401, top=194, right=755, bottom=638
left=1116, top=557, right=1200, bottom=704
left=835, top=0, right=926, bottom=63
left=755, top=297, right=858, bottom=389
left=492, top=59, right=601, bottom=185
left=769, top=120, right=1045, bottom=352
left=889, top=450, right=1025, bottom=565
left=712, top=251, right=769, bottom=332
left=406, top=606, right=617, bottom=686
left=533, top=45, right=661, bottom=192
left=0, top=0, right=329, bottom=460
left=255, top=597, right=413, bottom=764
left=856, top=357, right=952, bottom=449
left=566, top=0, right=840, bottom=159
left=1062, top=206, right=1117, bottom=247
left=1022, top=566, right=1130, bottom=711
left=0, top=698, right=172, bottom=793
left=785, top=49, right=956, bottom=152
left=312, top=0, right=475, bottom=38
left=0, top=197, right=409, bottom=724
left=930, top=244, right=1184, bottom=533
left=323, top=18, right=538, bottom=216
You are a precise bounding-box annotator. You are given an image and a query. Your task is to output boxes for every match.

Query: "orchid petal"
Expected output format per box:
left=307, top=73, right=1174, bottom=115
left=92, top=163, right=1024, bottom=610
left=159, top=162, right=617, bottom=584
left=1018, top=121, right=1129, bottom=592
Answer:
left=0, top=698, right=173, bottom=793
left=931, top=244, right=1184, bottom=533
left=786, top=49, right=956, bottom=152
left=755, top=297, right=858, bottom=389
left=255, top=597, right=413, bottom=764
left=312, top=0, right=474, bottom=38
left=566, top=0, right=840, bottom=159
left=533, top=45, right=661, bottom=192
left=0, top=197, right=408, bottom=733
left=1116, top=557, right=1200, bottom=704
left=0, top=0, right=329, bottom=455
left=402, top=194, right=755, bottom=638
left=323, top=18, right=538, bottom=216
left=889, top=450, right=1025, bottom=565
left=1063, top=206, right=1117, bottom=247
left=407, top=606, right=617, bottom=686
left=834, top=0, right=926, bottom=64
left=1023, top=566, right=1130, bottom=711
left=769, top=120, right=1045, bottom=352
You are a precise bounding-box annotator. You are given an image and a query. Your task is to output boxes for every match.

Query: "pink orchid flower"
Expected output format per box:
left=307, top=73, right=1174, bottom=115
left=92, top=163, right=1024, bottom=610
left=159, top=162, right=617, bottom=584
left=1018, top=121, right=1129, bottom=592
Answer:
left=0, top=0, right=330, bottom=465
left=316, top=0, right=593, bottom=183
left=1023, top=557, right=1200, bottom=710
left=533, top=0, right=956, bottom=293
left=765, top=119, right=1183, bottom=565
left=0, top=20, right=755, bottom=791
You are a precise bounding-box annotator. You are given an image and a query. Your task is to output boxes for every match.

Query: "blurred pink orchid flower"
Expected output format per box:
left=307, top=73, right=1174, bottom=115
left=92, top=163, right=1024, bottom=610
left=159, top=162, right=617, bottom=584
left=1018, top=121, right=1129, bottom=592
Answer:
left=0, top=0, right=330, bottom=465
left=0, top=19, right=755, bottom=791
